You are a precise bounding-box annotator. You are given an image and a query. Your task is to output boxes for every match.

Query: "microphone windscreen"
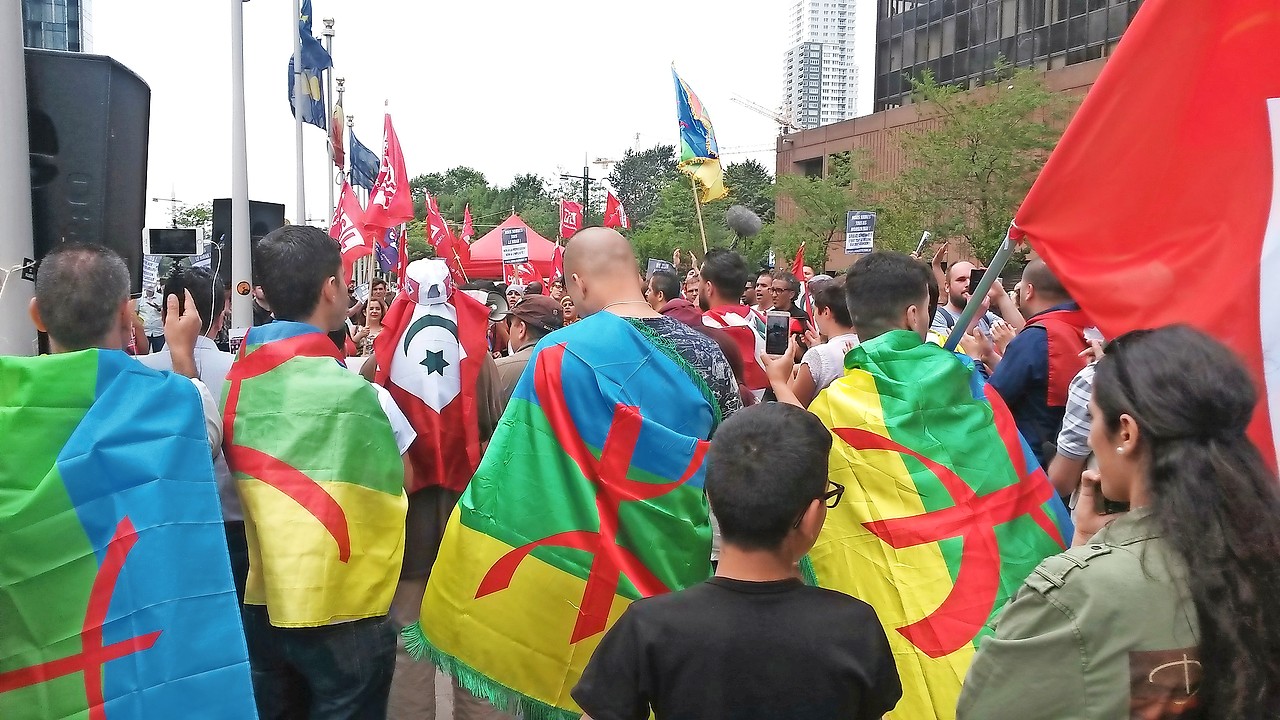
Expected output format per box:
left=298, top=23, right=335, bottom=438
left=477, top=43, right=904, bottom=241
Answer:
left=725, top=205, right=763, bottom=238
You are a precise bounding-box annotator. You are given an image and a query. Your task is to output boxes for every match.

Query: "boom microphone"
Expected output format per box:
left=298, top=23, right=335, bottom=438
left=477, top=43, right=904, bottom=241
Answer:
left=725, top=205, right=763, bottom=241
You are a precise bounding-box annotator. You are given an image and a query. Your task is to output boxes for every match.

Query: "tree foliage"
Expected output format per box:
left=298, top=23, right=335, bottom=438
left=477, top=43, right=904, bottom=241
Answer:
left=606, top=145, right=679, bottom=230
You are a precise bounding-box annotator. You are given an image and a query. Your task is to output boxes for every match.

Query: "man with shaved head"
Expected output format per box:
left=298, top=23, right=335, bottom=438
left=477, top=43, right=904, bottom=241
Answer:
left=987, top=258, right=1092, bottom=469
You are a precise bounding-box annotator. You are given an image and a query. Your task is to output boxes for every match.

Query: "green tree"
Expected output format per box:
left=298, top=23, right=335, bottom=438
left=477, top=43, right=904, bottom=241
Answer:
left=888, top=62, right=1067, bottom=260
left=770, top=151, right=879, bottom=271
left=606, top=145, right=679, bottom=230
left=723, top=159, right=775, bottom=224
left=172, top=201, right=213, bottom=235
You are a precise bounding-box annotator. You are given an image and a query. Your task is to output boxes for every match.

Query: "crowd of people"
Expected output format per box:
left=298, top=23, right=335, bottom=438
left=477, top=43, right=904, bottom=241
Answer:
left=4, top=226, right=1280, bottom=720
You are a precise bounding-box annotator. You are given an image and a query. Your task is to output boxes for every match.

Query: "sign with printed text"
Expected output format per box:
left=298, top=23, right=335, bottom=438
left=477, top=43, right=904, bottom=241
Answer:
left=845, top=210, right=877, bottom=254
left=501, top=227, right=529, bottom=264
left=645, top=258, right=674, bottom=277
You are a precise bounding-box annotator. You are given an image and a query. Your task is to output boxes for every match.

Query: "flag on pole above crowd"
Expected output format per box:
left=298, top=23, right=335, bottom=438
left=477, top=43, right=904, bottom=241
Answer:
left=330, top=100, right=345, bottom=171
left=604, top=191, right=631, bottom=230
left=790, top=242, right=812, bottom=319
left=375, top=259, right=489, bottom=494
left=1010, top=0, right=1280, bottom=469
left=287, top=0, right=331, bottom=130
left=426, top=195, right=468, bottom=285
left=559, top=200, right=583, bottom=240
left=349, top=127, right=379, bottom=192
left=365, top=113, right=414, bottom=230
left=461, top=204, right=475, bottom=244
left=376, top=225, right=400, bottom=274
left=672, top=68, right=728, bottom=203
left=331, top=181, right=373, bottom=283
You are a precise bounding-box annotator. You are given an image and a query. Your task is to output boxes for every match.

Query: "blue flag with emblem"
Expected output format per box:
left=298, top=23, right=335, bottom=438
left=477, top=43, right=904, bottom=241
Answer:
left=349, top=128, right=380, bottom=192
left=288, top=0, right=332, bottom=130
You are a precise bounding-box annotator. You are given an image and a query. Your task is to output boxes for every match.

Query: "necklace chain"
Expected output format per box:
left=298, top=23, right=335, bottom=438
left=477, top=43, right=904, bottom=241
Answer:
left=599, top=300, right=652, bottom=313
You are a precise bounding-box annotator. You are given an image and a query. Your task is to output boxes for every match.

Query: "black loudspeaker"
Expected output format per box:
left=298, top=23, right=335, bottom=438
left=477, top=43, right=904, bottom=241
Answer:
left=26, top=49, right=151, bottom=296
left=211, top=199, right=287, bottom=285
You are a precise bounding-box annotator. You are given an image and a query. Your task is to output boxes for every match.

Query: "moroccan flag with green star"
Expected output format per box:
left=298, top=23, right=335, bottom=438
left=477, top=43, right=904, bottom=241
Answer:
left=0, top=349, right=256, bottom=719
left=406, top=311, right=718, bottom=720
left=224, top=321, right=407, bottom=627
left=805, top=330, right=1072, bottom=720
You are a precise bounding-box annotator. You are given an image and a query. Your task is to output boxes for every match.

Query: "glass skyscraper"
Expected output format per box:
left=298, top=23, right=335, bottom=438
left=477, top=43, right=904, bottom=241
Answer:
left=22, top=0, right=92, bottom=53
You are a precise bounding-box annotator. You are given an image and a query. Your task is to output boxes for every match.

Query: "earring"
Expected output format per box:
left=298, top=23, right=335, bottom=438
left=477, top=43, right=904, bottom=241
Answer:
left=1116, top=447, right=1125, bottom=455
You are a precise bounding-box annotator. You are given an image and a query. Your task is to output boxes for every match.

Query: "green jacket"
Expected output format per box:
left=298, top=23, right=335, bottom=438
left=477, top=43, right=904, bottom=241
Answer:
left=957, top=508, right=1203, bottom=720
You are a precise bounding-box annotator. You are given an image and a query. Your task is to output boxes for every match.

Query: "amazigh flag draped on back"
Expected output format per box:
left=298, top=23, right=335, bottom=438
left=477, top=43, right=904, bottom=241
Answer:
left=375, top=259, right=489, bottom=494
left=224, top=321, right=406, bottom=627
left=0, top=350, right=256, bottom=719
left=406, top=312, right=718, bottom=720
left=806, top=331, right=1071, bottom=720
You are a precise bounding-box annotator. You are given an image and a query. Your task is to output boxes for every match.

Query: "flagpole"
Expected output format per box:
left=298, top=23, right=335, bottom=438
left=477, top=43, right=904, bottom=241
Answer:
left=292, top=0, right=306, bottom=225
left=322, top=17, right=335, bottom=227
left=0, top=0, right=36, bottom=354
left=689, top=176, right=709, bottom=254
left=942, top=227, right=1016, bottom=352
left=228, top=0, right=253, bottom=329
left=345, top=112, right=354, bottom=185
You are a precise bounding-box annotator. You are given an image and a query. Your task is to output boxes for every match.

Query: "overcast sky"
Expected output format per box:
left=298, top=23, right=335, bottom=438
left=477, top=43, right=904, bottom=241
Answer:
left=92, top=0, right=787, bottom=231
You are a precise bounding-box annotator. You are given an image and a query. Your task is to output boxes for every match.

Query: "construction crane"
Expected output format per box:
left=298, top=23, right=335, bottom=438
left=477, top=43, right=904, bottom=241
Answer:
left=731, top=95, right=800, bottom=135
left=720, top=143, right=777, bottom=156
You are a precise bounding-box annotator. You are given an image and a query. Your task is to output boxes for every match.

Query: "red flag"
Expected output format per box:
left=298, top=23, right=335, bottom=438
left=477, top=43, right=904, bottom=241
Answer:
left=560, top=200, right=583, bottom=240
left=604, top=191, right=631, bottom=230
left=426, top=195, right=468, bottom=285
left=329, top=101, right=345, bottom=171
left=503, top=262, right=538, bottom=287
left=461, top=204, right=475, bottom=244
left=330, top=182, right=374, bottom=284
left=551, top=243, right=565, bottom=281
left=397, top=224, right=409, bottom=288
left=790, top=242, right=813, bottom=320
left=1012, top=0, right=1280, bottom=468
left=790, top=242, right=806, bottom=279
left=364, top=113, right=414, bottom=229
left=374, top=260, right=489, bottom=493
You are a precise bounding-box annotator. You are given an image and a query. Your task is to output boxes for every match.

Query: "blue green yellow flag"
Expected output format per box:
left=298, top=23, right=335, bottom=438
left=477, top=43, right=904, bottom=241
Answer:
left=672, top=68, right=728, bottom=203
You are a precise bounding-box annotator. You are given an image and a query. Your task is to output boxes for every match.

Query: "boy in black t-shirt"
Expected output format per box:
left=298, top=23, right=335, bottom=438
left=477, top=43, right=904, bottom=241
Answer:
left=572, top=403, right=902, bottom=720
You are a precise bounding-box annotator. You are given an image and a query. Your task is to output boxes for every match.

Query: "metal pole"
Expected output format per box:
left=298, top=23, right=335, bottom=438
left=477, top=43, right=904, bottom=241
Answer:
left=943, top=228, right=1017, bottom=352
left=582, top=155, right=590, bottom=226
left=292, top=0, right=306, bottom=225
left=323, top=18, right=335, bottom=227
left=345, top=112, right=354, bottom=187
left=0, top=0, right=36, bottom=355
left=229, top=0, right=253, bottom=329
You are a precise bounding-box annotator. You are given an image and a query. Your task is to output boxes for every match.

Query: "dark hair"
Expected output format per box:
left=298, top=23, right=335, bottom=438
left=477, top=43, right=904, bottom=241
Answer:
left=1022, top=258, right=1070, bottom=302
left=773, top=271, right=800, bottom=293
left=700, top=249, right=749, bottom=304
left=812, top=277, right=853, bottom=328
left=843, top=252, right=930, bottom=340
left=163, top=267, right=226, bottom=335
left=35, top=242, right=130, bottom=350
left=254, top=225, right=341, bottom=321
left=365, top=297, right=386, bottom=317
left=1094, top=325, right=1280, bottom=717
left=648, top=270, right=681, bottom=304
left=371, top=278, right=387, bottom=290
left=526, top=280, right=544, bottom=296
left=706, top=403, right=834, bottom=550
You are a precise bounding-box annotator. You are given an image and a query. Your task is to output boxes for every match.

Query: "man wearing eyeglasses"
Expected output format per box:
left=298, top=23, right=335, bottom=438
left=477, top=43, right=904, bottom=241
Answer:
left=573, top=403, right=902, bottom=720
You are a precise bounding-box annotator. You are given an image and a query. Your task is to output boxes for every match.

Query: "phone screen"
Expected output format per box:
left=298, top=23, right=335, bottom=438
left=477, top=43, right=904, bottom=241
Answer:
left=967, top=268, right=987, bottom=296
left=765, top=312, right=790, bottom=356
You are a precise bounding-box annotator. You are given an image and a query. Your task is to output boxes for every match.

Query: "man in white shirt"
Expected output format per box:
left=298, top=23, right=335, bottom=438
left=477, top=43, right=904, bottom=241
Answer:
left=138, top=285, right=166, bottom=352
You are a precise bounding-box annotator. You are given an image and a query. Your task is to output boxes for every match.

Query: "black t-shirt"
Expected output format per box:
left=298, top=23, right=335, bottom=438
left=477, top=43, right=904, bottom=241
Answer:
left=572, top=577, right=901, bottom=720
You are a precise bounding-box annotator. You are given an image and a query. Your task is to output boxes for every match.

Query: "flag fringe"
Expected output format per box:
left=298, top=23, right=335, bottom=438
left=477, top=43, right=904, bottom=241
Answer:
left=798, top=555, right=819, bottom=586
left=623, top=318, right=722, bottom=427
left=401, top=622, right=578, bottom=720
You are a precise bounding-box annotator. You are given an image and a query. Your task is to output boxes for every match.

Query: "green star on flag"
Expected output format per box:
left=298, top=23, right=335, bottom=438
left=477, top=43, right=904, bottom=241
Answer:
left=422, top=350, right=449, bottom=375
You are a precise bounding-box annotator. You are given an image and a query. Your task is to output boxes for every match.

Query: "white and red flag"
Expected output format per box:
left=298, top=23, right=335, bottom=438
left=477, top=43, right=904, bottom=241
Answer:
left=364, top=113, right=414, bottom=230
left=426, top=195, right=468, bottom=285
left=790, top=242, right=812, bottom=319
left=374, top=259, right=490, bottom=493
left=559, top=200, right=583, bottom=240
left=604, top=191, right=631, bottom=230
left=330, top=181, right=374, bottom=284
left=461, top=204, right=475, bottom=244
left=703, top=305, right=768, bottom=393
left=1011, top=0, right=1280, bottom=468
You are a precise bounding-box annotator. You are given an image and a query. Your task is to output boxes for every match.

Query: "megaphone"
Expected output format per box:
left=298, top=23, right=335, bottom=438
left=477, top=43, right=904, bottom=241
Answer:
left=464, top=290, right=510, bottom=323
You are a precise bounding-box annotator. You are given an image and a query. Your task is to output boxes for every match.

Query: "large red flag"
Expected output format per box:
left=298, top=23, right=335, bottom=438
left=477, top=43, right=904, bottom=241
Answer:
left=559, top=200, right=583, bottom=240
left=1012, top=0, right=1280, bottom=468
left=364, top=113, right=414, bottom=229
left=330, top=182, right=374, bottom=284
left=374, top=259, right=489, bottom=493
left=426, top=195, right=468, bottom=285
left=604, top=191, right=631, bottom=230
left=551, top=243, right=565, bottom=281
left=461, top=204, right=475, bottom=244
left=503, top=261, right=538, bottom=287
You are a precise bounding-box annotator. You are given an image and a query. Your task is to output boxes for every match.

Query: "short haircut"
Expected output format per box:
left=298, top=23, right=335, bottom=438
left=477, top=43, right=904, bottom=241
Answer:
left=162, top=267, right=227, bottom=335
left=526, top=280, right=544, bottom=296
left=812, top=277, right=853, bottom=327
left=1022, top=258, right=1071, bottom=302
left=649, top=270, right=681, bottom=304
left=254, top=225, right=341, bottom=321
left=843, top=252, right=931, bottom=340
left=371, top=278, right=387, bottom=290
left=35, top=242, right=130, bottom=350
left=700, top=249, right=749, bottom=303
left=757, top=270, right=774, bottom=281
left=706, top=403, right=834, bottom=550
left=773, top=271, right=800, bottom=293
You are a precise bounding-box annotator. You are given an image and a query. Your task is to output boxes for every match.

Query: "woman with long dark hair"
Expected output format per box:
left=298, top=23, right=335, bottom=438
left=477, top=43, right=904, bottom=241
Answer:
left=958, top=325, right=1280, bottom=719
